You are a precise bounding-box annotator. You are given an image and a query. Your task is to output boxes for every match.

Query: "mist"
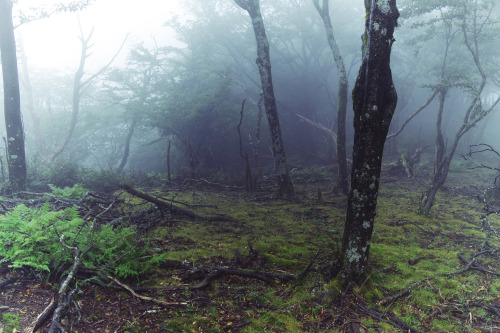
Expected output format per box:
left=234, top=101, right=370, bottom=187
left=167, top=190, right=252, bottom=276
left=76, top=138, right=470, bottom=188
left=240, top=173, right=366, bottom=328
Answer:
left=1, top=1, right=500, bottom=330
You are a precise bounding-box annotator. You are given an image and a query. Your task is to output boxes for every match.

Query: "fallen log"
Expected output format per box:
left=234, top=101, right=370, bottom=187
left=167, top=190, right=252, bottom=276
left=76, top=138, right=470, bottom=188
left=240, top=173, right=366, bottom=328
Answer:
left=119, top=184, right=235, bottom=222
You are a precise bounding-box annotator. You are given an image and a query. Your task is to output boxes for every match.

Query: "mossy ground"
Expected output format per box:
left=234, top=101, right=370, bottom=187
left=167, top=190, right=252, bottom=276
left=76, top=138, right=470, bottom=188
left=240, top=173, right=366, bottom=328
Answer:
left=100, top=158, right=500, bottom=332
left=2, top=158, right=499, bottom=332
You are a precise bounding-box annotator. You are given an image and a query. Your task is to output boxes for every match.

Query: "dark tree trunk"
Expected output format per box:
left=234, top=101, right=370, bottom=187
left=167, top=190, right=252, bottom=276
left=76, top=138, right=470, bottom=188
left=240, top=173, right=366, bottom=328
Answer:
left=116, top=117, right=138, bottom=174
left=167, top=140, right=171, bottom=182
left=233, top=0, right=294, bottom=197
left=312, top=0, right=349, bottom=195
left=340, top=0, right=399, bottom=284
left=0, top=0, right=27, bottom=192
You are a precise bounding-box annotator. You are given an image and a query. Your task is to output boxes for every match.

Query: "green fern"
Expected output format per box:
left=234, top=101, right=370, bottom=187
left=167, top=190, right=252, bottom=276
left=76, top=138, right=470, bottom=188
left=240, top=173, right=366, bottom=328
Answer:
left=0, top=204, right=166, bottom=279
left=48, top=183, right=88, bottom=199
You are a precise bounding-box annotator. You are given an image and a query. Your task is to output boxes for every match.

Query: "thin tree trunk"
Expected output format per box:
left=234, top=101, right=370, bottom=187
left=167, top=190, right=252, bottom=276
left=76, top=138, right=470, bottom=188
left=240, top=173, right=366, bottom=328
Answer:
left=340, top=0, right=399, bottom=284
left=434, top=89, right=447, bottom=175
left=312, top=0, right=348, bottom=195
left=49, top=29, right=90, bottom=163
left=233, top=0, right=294, bottom=197
left=18, top=34, right=45, bottom=156
left=116, top=117, right=138, bottom=174
left=167, top=140, right=171, bottom=181
left=49, top=29, right=126, bottom=163
left=0, top=0, right=27, bottom=192
left=420, top=4, right=500, bottom=212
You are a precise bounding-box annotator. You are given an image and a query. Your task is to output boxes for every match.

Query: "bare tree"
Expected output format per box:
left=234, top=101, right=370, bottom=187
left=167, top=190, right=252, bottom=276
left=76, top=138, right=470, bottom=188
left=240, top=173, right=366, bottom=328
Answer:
left=420, top=1, right=500, bottom=212
left=312, top=0, right=348, bottom=194
left=49, top=26, right=126, bottom=163
left=0, top=0, right=27, bottom=192
left=340, top=0, right=399, bottom=283
left=233, top=0, right=294, bottom=197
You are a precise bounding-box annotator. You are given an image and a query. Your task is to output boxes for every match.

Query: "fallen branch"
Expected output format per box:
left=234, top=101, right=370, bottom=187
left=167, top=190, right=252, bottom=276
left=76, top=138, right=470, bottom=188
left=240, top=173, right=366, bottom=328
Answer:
left=25, top=296, right=57, bottom=333
left=0, top=272, right=19, bottom=290
left=120, top=184, right=235, bottom=222
left=107, top=275, right=188, bottom=306
left=378, top=253, right=478, bottom=307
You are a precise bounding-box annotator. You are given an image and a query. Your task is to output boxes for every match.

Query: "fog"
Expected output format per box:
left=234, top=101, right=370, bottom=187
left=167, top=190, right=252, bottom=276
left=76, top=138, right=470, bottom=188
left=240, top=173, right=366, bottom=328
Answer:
left=1, top=0, right=499, bottom=190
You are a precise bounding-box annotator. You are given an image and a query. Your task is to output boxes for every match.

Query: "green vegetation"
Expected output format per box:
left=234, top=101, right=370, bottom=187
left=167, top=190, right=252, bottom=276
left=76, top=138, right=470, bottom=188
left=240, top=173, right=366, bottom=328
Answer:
left=0, top=194, right=166, bottom=279
left=0, top=166, right=499, bottom=331
left=48, top=183, right=88, bottom=199
left=1, top=313, right=20, bottom=333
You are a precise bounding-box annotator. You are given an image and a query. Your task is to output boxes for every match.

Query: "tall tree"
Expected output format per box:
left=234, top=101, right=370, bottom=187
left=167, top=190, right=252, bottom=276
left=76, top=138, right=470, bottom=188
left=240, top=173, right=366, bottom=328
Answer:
left=312, top=0, right=348, bottom=195
left=0, top=0, right=27, bottom=192
left=340, top=0, right=399, bottom=283
left=418, top=0, right=500, bottom=212
left=49, top=27, right=126, bottom=163
left=105, top=43, right=167, bottom=174
left=233, top=0, right=294, bottom=197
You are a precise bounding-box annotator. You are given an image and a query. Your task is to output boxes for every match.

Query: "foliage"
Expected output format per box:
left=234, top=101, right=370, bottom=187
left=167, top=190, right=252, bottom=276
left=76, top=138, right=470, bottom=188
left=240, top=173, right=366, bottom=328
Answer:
left=0, top=204, right=166, bottom=279
left=79, top=169, right=125, bottom=193
left=44, top=159, right=80, bottom=188
left=1, top=313, right=20, bottom=333
left=48, top=183, right=88, bottom=199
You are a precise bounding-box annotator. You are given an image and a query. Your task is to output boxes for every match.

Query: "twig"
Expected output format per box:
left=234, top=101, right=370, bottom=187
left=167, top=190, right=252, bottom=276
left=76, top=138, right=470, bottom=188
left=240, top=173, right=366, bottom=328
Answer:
left=107, top=275, right=188, bottom=306
left=377, top=253, right=477, bottom=306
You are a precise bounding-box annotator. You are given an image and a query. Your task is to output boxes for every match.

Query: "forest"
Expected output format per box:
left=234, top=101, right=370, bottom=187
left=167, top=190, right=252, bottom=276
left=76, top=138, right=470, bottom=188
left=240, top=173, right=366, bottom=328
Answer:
left=0, top=0, right=499, bottom=331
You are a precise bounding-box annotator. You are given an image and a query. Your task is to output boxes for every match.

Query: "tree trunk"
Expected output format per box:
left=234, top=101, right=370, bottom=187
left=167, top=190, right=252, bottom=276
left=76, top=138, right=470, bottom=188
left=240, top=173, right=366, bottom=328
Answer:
left=420, top=3, right=499, bottom=213
left=233, top=0, right=294, bottom=197
left=18, top=34, right=45, bottom=156
left=340, top=0, right=399, bottom=284
left=434, top=89, right=447, bottom=175
left=49, top=30, right=90, bottom=163
left=167, top=140, right=171, bottom=182
left=0, top=0, right=27, bottom=192
left=312, top=0, right=348, bottom=195
left=116, top=117, right=138, bottom=174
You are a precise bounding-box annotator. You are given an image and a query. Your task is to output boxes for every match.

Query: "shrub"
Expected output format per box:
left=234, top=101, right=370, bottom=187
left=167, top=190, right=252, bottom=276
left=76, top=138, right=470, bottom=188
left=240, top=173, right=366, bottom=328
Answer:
left=48, top=183, right=89, bottom=199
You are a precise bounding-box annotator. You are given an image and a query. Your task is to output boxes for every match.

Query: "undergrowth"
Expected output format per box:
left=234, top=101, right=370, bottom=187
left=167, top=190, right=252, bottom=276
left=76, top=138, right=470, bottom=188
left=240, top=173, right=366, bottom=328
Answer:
left=0, top=202, right=165, bottom=280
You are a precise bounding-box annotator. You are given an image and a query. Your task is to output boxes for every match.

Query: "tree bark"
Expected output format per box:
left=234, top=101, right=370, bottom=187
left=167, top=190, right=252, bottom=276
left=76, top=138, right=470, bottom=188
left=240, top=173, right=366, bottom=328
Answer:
left=0, top=0, right=27, bottom=192
left=312, top=0, right=348, bottom=195
left=167, top=140, right=171, bottom=181
left=49, top=29, right=91, bottom=163
left=420, top=3, right=500, bottom=212
left=18, top=34, right=45, bottom=156
left=340, top=0, right=399, bottom=284
left=116, top=117, right=137, bottom=174
left=233, top=0, right=294, bottom=197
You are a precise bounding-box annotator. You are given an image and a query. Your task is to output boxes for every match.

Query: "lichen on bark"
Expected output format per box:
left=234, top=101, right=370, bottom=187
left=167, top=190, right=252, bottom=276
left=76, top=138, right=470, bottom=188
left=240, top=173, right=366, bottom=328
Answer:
left=340, top=0, right=399, bottom=284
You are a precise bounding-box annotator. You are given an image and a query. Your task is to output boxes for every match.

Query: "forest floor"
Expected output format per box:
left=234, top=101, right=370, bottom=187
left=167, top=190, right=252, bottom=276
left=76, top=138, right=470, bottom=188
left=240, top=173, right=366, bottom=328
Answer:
left=1, top=157, right=500, bottom=332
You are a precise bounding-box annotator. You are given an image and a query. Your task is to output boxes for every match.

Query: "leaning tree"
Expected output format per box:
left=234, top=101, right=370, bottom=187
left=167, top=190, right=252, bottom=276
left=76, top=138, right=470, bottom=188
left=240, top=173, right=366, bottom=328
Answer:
left=414, top=0, right=500, bottom=212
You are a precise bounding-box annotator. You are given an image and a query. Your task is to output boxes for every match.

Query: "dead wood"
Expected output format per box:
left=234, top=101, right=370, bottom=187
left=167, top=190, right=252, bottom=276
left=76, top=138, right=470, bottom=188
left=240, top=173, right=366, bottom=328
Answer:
left=107, top=275, right=188, bottom=306
left=0, top=272, right=19, bottom=290
left=382, top=146, right=427, bottom=178
left=120, top=184, right=236, bottom=222
left=25, top=296, right=57, bottom=333
left=357, top=304, right=424, bottom=333
left=389, top=219, right=437, bottom=235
